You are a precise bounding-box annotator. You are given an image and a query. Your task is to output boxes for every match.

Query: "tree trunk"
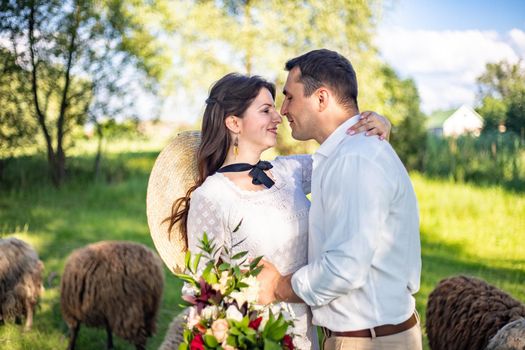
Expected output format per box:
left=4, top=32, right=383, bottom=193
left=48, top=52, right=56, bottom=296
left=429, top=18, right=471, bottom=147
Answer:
left=28, top=2, right=61, bottom=187
left=93, top=123, right=103, bottom=181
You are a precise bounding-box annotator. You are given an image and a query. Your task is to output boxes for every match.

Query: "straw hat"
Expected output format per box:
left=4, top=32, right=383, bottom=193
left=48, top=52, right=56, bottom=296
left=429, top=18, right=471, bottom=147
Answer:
left=147, top=130, right=201, bottom=273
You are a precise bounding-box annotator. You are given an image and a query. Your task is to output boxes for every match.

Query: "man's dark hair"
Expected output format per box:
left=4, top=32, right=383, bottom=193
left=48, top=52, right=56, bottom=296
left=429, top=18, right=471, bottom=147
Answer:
left=285, top=49, right=358, bottom=111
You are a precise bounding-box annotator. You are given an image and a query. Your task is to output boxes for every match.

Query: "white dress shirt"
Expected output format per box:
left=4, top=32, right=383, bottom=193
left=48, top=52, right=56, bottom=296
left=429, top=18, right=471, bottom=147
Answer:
left=291, top=115, right=421, bottom=331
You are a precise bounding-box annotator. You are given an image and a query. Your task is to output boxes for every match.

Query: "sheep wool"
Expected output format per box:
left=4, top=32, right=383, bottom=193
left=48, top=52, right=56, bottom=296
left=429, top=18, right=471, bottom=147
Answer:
left=485, top=318, right=525, bottom=350
left=60, top=241, right=164, bottom=350
left=159, top=310, right=187, bottom=350
left=0, top=237, right=44, bottom=331
left=426, top=275, right=525, bottom=350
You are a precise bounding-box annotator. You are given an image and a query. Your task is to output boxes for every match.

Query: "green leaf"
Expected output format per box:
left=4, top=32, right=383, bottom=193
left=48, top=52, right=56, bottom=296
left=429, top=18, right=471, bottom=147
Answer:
left=183, top=329, right=192, bottom=343
left=202, top=262, right=218, bottom=284
left=192, top=253, right=202, bottom=274
left=233, top=219, right=243, bottom=232
left=174, top=273, right=198, bottom=287
left=241, top=315, right=250, bottom=328
left=226, top=334, right=239, bottom=347
left=218, top=262, right=231, bottom=271
left=232, top=251, right=248, bottom=260
left=250, top=266, right=263, bottom=276
left=232, top=237, right=247, bottom=248
left=267, top=323, right=288, bottom=341
left=233, top=265, right=241, bottom=278
left=263, top=339, right=282, bottom=350
left=178, top=343, right=188, bottom=350
left=204, top=334, right=219, bottom=347
left=184, top=250, right=191, bottom=271
left=249, top=256, right=263, bottom=269
left=236, top=282, right=248, bottom=289
left=229, top=326, right=243, bottom=336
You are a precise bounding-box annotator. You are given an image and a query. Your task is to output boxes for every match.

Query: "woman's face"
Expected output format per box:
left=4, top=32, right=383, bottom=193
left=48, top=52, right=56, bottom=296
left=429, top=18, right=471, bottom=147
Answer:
left=238, top=88, right=282, bottom=152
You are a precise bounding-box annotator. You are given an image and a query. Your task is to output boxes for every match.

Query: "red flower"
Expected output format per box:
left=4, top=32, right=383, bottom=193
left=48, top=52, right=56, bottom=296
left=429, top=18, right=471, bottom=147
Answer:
left=282, top=334, right=294, bottom=350
left=249, top=316, right=262, bottom=330
left=190, top=333, right=205, bottom=350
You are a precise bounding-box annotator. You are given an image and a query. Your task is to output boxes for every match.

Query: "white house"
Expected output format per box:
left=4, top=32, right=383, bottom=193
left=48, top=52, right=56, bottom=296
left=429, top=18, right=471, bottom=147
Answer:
left=442, top=105, right=484, bottom=137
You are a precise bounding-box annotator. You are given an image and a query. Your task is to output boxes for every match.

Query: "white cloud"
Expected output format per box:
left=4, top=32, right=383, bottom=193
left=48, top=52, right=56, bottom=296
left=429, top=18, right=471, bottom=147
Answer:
left=509, top=28, right=525, bottom=56
left=375, top=27, right=525, bottom=113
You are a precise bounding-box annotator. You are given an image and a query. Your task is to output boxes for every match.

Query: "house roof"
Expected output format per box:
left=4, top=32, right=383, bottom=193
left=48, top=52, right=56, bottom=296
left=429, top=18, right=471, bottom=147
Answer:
left=426, top=105, right=483, bottom=129
left=426, top=108, right=455, bottom=129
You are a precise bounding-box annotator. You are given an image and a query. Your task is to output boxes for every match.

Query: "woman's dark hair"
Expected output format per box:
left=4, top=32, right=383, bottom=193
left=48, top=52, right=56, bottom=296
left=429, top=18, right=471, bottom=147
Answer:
left=167, top=73, right=275, bottom=249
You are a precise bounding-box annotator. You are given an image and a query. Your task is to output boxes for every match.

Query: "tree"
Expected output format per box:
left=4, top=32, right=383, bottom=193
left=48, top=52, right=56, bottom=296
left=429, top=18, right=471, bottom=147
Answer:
left=0, top=0, right=167, bottom=186
left=376, top=65, right=427, bottom=170
left=476, top=60, right=525, bottom=135
left=158, top=0, right=382, bottom=154
left=0, top=47, right=38, bottom=158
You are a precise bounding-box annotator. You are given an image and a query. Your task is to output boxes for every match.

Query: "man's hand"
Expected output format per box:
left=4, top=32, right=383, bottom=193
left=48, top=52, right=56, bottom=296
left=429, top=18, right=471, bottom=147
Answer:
left=256, top=259, right=281, bottom=305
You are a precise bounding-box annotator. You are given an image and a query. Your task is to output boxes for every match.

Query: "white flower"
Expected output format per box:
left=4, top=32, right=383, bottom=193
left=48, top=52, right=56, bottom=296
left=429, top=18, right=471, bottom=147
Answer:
left=242, top=275, right=260, bottom=304
left=201, top=305, right=219, bottom=320
left=229, top=291, right=247, bottom=307
left=211, top=319, right=229, bottom=342
left=225, top=305, right=243, bottom=322
left=229, top=275, right=260, bottom=307
left=187, top=306, right=201, bottom=328
left=212, top=271, right=230, bottom=294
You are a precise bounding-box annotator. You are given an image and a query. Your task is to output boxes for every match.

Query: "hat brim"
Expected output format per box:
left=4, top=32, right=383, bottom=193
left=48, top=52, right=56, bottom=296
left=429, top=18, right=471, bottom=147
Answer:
left=147, top=130, right=201, bottom=273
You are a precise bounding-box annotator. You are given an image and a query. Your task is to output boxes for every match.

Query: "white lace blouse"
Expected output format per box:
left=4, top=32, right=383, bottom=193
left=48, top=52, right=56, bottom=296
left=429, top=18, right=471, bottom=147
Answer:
left=186, top=155, right=318, bottom=350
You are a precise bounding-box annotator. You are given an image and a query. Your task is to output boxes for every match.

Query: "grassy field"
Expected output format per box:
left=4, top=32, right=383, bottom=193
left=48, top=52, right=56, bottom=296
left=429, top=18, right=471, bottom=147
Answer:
left=0, top=149, right=523, bottom=349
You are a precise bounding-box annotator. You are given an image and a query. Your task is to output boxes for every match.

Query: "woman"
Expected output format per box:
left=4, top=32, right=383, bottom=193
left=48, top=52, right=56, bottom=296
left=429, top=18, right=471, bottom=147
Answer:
left=168, top=73, right=390, bottom=349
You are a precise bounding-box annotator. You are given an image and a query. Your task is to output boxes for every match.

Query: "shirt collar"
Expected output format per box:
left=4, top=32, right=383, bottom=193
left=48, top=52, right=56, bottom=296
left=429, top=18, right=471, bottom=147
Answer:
left=315, top=114, right=360, bottom=158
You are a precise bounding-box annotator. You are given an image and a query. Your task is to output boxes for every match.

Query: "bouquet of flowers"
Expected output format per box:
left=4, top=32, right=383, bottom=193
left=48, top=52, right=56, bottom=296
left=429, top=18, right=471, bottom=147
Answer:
left=175, top=224, right=295, bottom=350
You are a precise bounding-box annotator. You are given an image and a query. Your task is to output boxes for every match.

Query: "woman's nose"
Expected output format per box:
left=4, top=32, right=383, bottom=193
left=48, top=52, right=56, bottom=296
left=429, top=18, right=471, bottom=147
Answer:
left=273, top=110, right=282, bottom=123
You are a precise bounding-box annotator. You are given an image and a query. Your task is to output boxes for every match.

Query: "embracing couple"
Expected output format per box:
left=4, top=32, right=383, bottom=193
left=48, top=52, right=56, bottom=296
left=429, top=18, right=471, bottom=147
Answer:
left=170, top=49, right=422, bottom=350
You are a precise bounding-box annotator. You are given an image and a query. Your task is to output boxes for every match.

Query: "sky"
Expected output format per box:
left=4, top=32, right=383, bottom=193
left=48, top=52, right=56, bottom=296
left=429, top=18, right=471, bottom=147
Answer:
left=376, top=0, right=525, bottom=114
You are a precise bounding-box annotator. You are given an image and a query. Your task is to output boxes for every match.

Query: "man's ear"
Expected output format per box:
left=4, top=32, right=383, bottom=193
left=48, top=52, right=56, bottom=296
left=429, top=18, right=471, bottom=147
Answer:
left=316, top=87, right=330, bottom=112
left=224, top=115, right=242, bottom=133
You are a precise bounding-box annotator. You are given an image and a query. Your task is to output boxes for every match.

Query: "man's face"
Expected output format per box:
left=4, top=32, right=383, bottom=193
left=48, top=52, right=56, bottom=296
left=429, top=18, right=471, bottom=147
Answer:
left=280, top=67, right=317, bottom=141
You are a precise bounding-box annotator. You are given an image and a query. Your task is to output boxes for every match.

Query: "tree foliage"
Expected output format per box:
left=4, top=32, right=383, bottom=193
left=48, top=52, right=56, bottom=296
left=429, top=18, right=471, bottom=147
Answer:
left=476, top=60, right=525, bottom=136
left=157, top=0, right=425, bottom=164
left=378, top=65, right=426, bottom=170
left=0, top=0, right=167, bottom=186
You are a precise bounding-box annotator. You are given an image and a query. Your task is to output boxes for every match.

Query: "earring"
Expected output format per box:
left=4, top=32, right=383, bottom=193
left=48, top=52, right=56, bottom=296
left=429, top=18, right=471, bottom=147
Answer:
left=233, top=135, right=239, bottom=159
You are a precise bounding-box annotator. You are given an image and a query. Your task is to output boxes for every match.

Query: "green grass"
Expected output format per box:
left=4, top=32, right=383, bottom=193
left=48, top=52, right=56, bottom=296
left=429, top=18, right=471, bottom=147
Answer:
left=0, top=152, right=523, bottom=350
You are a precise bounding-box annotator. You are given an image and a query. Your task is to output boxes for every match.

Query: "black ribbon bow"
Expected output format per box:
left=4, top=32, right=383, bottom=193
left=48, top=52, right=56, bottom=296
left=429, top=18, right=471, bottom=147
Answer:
left=217, top=160, right=275, bottom=188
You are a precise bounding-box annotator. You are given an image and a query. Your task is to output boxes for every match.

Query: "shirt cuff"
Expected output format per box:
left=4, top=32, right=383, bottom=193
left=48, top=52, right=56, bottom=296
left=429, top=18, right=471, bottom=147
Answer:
left=291, top=265, right=323, bottom=306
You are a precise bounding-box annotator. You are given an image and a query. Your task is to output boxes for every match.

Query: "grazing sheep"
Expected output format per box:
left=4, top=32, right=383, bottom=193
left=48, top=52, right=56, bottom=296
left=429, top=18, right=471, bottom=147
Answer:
left=0, top=237, right=44, bottom=331
left=485, top=318, right=525, bottom=350
left=159, top=310, right=187, bottom=350
left=60, top=241, right=164, bottom=350
left=426, top=275, right=525, bottom=350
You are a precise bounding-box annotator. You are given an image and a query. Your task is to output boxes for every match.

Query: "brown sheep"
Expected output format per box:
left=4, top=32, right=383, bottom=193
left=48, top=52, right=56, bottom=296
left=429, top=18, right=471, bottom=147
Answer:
left=60, top=241, right=165, bottom=350
left=426, top=275, right=525, bottom=350
left=0, top=237, right=44, bottom=331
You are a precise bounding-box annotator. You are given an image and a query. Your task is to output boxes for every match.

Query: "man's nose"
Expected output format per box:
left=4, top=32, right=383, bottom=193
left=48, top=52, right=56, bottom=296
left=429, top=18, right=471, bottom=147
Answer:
left=280, top=100, right=288, bottom=116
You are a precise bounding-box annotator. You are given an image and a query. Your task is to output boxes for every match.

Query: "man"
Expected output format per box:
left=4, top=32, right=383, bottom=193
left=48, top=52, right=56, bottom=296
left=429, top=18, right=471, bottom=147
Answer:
left=257, top=49, right=422, bottom=350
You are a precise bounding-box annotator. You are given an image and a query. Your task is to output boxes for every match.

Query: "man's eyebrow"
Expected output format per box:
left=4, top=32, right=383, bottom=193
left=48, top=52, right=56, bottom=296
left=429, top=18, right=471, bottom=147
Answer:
left=282, top=88, right=289, bottom=96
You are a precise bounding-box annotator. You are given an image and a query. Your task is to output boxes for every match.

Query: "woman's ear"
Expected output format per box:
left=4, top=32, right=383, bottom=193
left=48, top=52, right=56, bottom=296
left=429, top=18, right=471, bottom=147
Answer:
left=224, top=115, right=242, bottom=133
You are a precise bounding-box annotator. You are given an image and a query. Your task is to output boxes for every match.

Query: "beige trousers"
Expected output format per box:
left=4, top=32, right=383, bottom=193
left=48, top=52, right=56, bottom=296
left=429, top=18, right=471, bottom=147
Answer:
left=322, top=322, right=423, bottom=350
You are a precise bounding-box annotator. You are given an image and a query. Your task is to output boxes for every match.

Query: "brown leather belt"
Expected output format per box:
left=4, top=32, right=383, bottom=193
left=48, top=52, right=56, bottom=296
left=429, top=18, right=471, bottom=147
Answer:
left=331, top=313, right=417, bottom=338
